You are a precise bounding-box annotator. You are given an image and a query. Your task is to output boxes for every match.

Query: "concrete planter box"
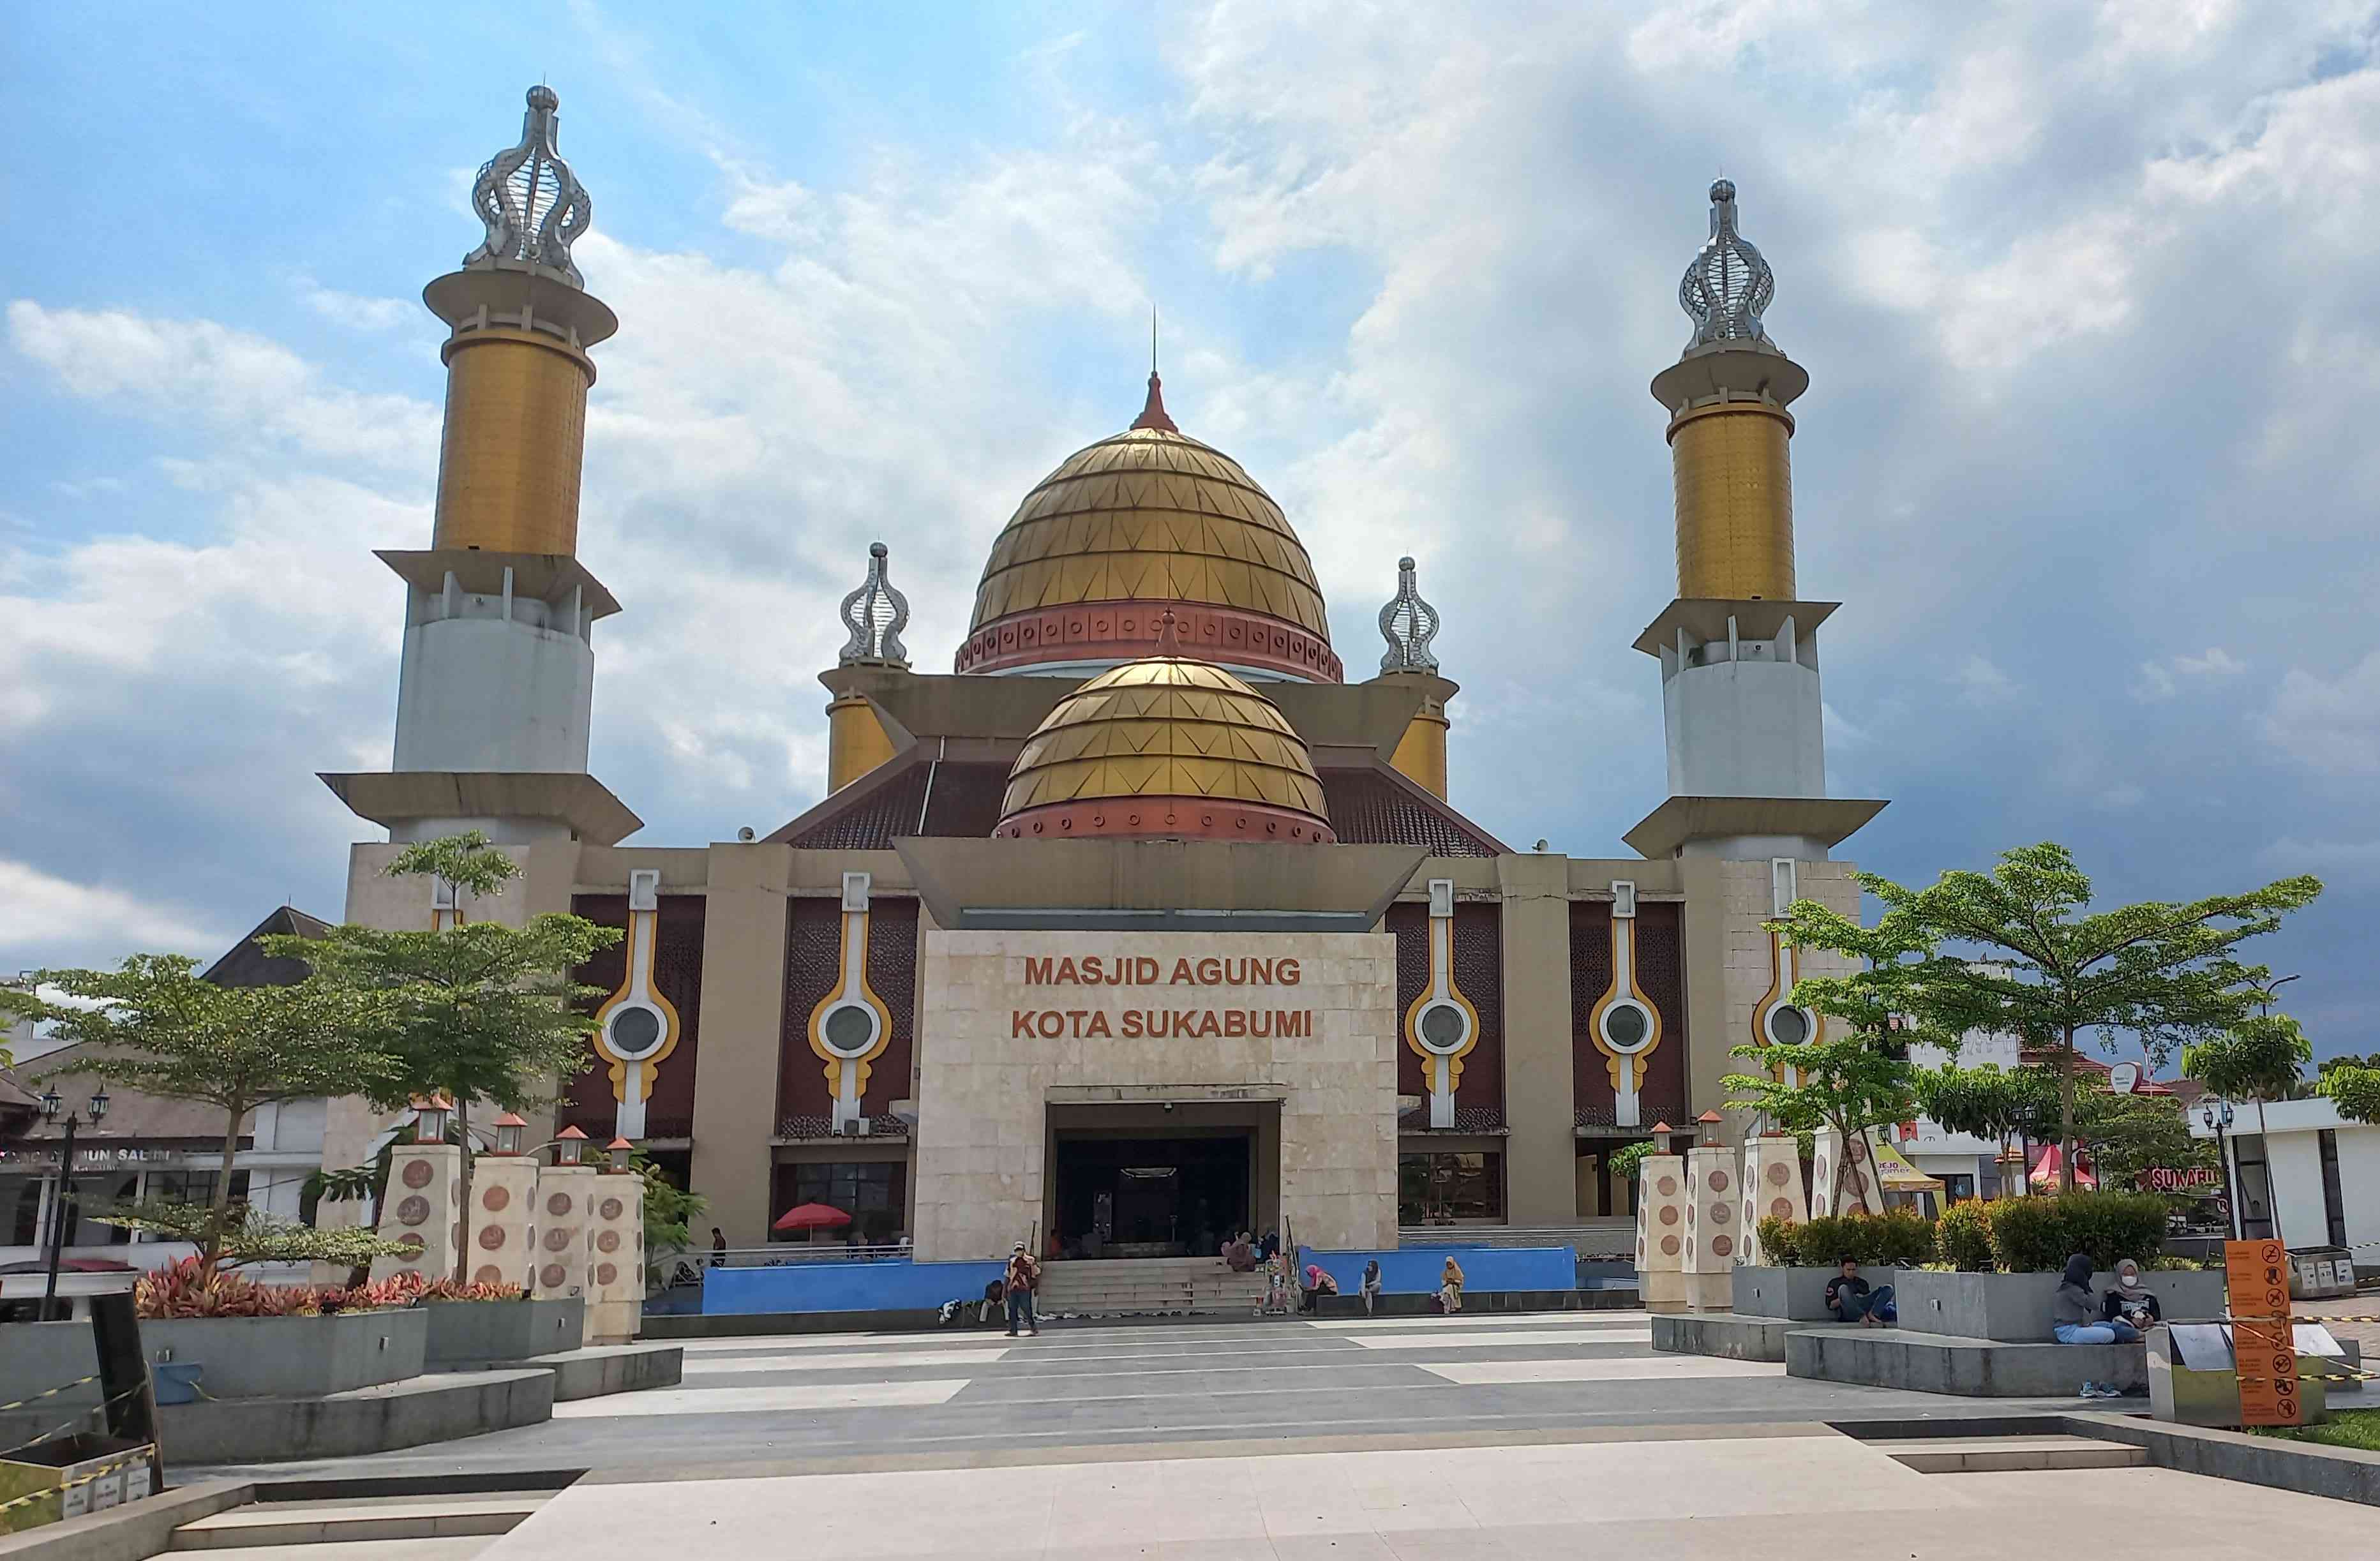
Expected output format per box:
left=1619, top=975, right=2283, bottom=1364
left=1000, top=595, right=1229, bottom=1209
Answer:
left=1731, top=1266, right=1897, bottom=1321
left=421, top=1297, right=586, bottom=1365
left=143, top=1308, right=426, bottom=1400
left=1895, top=1269, right=2228, bottom=1342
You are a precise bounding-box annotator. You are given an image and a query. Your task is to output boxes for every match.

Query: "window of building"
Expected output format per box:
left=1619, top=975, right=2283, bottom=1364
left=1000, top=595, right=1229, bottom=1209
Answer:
left=1399, top=1151, right=1504, bottom=1224
left=3, top=1177, right=40, bottom=1246
left=770, top=1161, right=906, bottom=1243
left=2231, top=1134, right=2273, bottom=1240
left=1942, top=1175, right=1975, bottom=1204
left=144, top=1170, right=250, bottom=1213
left=2319, top=1130, right=2347, bottom=1248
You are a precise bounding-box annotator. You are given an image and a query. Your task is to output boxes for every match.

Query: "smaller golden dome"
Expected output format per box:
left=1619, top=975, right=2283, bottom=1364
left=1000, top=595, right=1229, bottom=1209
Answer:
left=996, top=632, right=1334, bottom=844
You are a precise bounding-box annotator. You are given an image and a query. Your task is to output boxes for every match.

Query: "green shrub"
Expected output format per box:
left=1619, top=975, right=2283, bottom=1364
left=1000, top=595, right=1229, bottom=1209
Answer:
left=1756, top=1215, right=1802, bottom=1266
left=1934, top=1200, right=1995, bottom=1272
left=1769, top=1211, right=1935, bottom=1268
left=1985, top=1190, right=2169, bottom=1272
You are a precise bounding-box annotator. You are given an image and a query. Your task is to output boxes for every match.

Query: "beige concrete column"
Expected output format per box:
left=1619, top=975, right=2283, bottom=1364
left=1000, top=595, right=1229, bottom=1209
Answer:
left=1677, top=856, right=1733, bottom=1134
left=689, top=842, right=791, bottom=1246
left=1495, top=853, right=1574, bottom=1227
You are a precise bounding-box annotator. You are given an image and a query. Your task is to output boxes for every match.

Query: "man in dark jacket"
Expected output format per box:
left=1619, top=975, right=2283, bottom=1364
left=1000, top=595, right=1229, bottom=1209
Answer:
left=1825, top=1257, right=1895, bottom=1325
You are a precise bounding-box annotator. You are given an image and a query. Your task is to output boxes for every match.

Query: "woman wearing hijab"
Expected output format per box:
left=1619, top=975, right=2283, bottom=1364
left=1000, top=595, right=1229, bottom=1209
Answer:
left=2051, top=1253, right=2141, bottom=1403
left=2103, top=1258, right=2161, bottom=1331
left=1439, top=1255, right=1466, bottom=1315
left=1361, top=1259, right=1384, bottom=1315
left=1299, top=1263, right=1340, bottom=1313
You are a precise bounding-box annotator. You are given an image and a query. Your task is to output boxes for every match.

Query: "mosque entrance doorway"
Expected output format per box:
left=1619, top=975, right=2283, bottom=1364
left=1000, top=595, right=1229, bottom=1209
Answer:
left=1044, top=1101, right=1278, bottom=1260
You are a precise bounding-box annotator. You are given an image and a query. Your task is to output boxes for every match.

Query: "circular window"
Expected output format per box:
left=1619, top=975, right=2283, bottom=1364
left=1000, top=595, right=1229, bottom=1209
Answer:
left=1415, top=999, right=1470, bottom=1055
left=1601, top=999, right=1654, bottom=1053
left=1767, top=1005, right=1813, bottom=1046
left=608, top=1005, right=664, bottom=1058
left=820, top=1001, right=879, bottom=1058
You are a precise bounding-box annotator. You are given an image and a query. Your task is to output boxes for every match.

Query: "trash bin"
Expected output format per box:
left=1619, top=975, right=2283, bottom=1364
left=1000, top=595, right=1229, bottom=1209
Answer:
left=2148, top=1320, right=2349, bottom=1426
left=2289, top=1246, right=2358, bottom=1301
left=0, top=1433, right=156, bottom=1534
left=151, top=1363, right=204, bottom=1405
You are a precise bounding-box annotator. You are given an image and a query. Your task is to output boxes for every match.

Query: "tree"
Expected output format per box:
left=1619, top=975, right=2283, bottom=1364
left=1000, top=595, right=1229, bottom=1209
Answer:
left=268, top=833, right=621, bottom=1279
left=1724, top=1020, right=1916, bottom=1212
left=2184, top=1010, right=2314, bottom=1243
left=1776, top=842, right=2320, bottom=1191
left=2072, top=1086, right=2217, bottom=1191
left=25, top=955, right=396, bottom=1269
left=1910, top=1063, right=2060, bottom=1197
left=2317, top=1056, right=2380, bottom=1125
left=615, top=1148, right=710, bottom=1284
left=96, top=1200, right=409, bottom=1270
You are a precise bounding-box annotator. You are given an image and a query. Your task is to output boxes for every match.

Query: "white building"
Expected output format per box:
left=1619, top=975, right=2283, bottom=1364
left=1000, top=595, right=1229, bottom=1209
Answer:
left=2189, top=1095, right=2378, bottom=1264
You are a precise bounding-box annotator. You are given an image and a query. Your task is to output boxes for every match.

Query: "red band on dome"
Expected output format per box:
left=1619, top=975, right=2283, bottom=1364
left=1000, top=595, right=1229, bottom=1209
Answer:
left=993, top=797, right=1335, bottom=844
left=958, top=601, right=1343, bottom=682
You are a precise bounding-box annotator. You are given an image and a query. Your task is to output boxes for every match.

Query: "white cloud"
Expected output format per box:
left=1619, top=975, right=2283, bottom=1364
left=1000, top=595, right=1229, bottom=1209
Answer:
left=0, top=859, right=227, bottom=959
left=2257, top=836, right=2380, bottom=888
left=299, top=283, right=414, bottom=332
left=1954, top=655, right=2020, bottom=706
left=2135, top=646, right=2247, bottom=700
left=2260, top=650, right=2380, bottom=777
left=6, top=302, right=438, bottom=468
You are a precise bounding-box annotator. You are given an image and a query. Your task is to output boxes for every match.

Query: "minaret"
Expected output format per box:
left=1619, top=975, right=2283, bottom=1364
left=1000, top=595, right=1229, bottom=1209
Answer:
left=321, top=86, right=640, bottom=846
left=1375, top=556, right=1455, bottom=800
left=1624, top=181, right=1883, bottom=862
left=824, top=542, right=911, bottom=793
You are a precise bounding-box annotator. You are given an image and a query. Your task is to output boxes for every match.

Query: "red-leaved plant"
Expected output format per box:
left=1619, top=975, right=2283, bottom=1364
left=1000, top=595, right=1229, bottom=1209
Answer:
left=134, top=1255, right=524, bottom=1320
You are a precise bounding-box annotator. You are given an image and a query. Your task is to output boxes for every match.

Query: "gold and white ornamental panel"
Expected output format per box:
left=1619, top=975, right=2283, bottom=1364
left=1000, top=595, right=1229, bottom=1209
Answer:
left=1585, top=879, right=1663, bottom=1128
left=1402, top=879, right=1479, bottom=1130
left=591, top=869, right=684, bottom=1140
left=808, top=871, right=895, bottom=1135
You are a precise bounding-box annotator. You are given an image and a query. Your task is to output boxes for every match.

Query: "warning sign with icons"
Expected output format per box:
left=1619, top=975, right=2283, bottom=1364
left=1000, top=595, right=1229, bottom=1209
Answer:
left=2225, top=1239, right=2301, bottom=1427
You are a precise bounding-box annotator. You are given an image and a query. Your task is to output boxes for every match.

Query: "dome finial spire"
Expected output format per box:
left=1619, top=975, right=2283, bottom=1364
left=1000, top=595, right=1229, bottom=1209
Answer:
left=1156, top=608, right=1183, bottom=656
left=465, top=85, right=594, bottom=288
left=1379, top=555, right=1441, bottom=672
left=838, top=541, right=911, bottom=666
left=1677, top=177, right=1776, bottom=353
left=1132, top=310, right=1179, bottom=433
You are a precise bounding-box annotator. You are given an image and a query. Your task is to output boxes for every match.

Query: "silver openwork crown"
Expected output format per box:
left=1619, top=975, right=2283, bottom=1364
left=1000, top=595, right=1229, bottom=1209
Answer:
left=1679, top=179, right=1774, bottom=351
left=1378, top=556, right=1440, bottom=673
left=465, top=86, right=594, bottom=287
left=839, top=542, right=911, bottom=666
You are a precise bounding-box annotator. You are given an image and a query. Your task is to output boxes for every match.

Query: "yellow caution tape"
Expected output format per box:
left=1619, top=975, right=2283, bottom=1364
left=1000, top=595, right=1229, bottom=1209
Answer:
left=0, top=1454, right=149, bottom=1518
left=0, top=1377, right=96, bottom=1416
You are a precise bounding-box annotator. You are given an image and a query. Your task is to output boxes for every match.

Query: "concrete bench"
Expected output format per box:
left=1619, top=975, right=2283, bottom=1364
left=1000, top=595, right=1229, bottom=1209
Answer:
left=1650, top=1311, right=1799, bottom=1362
left=1787, top=1327, right=2152, bottom=1397
left=1310, top=1287, right=1640, bottom=1319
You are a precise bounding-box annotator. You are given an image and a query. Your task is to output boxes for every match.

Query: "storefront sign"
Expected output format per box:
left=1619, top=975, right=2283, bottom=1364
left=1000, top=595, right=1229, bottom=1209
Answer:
left=0, top=1145, right=202, bottom=1169
left=2138, top=1165, right=2220, bottom=1193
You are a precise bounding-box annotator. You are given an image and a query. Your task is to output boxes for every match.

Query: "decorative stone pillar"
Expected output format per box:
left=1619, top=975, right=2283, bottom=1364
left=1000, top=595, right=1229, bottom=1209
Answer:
left=1634, top=1151, right=1688, bottom=1311
left=373, top=1142, right=464, bottom=1282
left=534, top=1163, right=599, bottom=1310
left=586, top=1168, right=646, bottom=1344
left=1681, top=1144, right=1737, bottom=1310
left=468, top=1153, right=541, bottom=1289
left=1740, top=1134, right=1807, bottom=1266
left=1809, top=1126, right=1884, bottom=1216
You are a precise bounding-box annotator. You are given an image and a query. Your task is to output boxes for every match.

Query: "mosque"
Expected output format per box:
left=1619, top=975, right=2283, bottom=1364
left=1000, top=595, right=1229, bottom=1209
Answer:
left=318, top=87, right=1885, bottom=1264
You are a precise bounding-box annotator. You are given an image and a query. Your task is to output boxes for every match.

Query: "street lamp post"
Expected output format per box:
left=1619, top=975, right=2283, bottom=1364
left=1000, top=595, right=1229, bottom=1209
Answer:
left=2200, top=1098, right=2238, bottom=1241
left=36, top=1085, right=110, bottom=1320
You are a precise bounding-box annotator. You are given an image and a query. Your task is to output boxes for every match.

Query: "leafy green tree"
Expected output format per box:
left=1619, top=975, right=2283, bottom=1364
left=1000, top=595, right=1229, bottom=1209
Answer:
left=1910, top=1063, right=2061, bottom=1197
left=96, top=1200, right=410, bottom=1270
left=1776, top=842, right=2320, bottom=1191
left=267, top=833, right=621, bottom=1279
left=2072, top=1086, right=2217, bottom=1191
left=2317, top=1060, right=2380, bottom=1124
left=2185, top=1010, right=2315, bottom=1243
left=615, top=1149, right=710, bottom=1284
left=25, top=956, right=396, bottom=1269
left=1723, top=989, right=1916, bottom=1211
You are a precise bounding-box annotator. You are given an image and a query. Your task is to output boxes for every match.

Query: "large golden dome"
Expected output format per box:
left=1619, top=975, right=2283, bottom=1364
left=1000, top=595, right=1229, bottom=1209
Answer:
left=994, top=635, right=1335, bottom=843
left=957, top=375, right=1341, bottom=682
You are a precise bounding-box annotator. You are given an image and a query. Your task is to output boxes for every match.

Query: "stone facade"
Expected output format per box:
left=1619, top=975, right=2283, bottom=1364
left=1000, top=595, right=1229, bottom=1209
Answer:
left=913, top=930, right=1398, bottom=1260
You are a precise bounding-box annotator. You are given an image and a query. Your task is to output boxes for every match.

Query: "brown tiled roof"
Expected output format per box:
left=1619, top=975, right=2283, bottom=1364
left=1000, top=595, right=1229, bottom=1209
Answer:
left=4, top=1043, right=249, bottom=1144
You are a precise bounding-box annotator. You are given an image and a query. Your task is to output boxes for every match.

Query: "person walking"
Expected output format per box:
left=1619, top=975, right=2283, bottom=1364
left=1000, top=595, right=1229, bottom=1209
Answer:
left=1004, top=1241, right=1042, bottom=1336
left=1360, top=1259, right=1384, bottom=1316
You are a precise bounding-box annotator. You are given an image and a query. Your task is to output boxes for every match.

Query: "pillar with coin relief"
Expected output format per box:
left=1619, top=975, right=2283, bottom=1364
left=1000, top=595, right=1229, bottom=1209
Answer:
left=1634, top=1149, right=1688, bottom=1311
left=372, top=1142, right=465, bottom=1282
left=534, top=1156, right=599, bottom=1317
left=1809, top=1126, right=1884, bottom=1216
left=1680, top=1144, right=1737, bottom=1310
left=1739, top=1134, right=1807, bottom=1267
left=585, top=1159, right=646, bottom=1343
left=468, top=1151, right=541, bottom=1290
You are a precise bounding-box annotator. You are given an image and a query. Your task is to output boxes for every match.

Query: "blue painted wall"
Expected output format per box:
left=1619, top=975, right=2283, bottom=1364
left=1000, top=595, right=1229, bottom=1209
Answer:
left=1299, top=1246, right=1576, bottom=1295
left=703, top=1259, right=1008, bottom=1315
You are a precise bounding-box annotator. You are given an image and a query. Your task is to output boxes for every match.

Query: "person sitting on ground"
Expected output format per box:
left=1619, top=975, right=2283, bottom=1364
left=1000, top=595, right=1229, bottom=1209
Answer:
left=1259, top=1229, right=1281, bottom=1263
left=1823, top=1257, right=1896, bottom=1326
left=978, top=1276, right=1005, bottom=1326
left=1439, top=1255, right=1466, bottom=1314
left=1226, top=1231, right=1258, bottom=1273
left=1361, top=1259, right=1384, bottom=1316
left=1299, top=1263, right=1340, bottom=1313
left=2103, top=1258, right=2162, bottom=1331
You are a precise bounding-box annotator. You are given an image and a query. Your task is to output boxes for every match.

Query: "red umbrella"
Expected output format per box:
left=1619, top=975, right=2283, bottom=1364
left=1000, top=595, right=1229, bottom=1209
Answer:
left=773, top=1202, right=853, bottom=1237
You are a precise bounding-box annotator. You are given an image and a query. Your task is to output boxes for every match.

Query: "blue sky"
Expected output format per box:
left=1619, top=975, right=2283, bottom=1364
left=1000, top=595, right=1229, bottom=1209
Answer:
left=5, top=3, right=2378, bottom=1063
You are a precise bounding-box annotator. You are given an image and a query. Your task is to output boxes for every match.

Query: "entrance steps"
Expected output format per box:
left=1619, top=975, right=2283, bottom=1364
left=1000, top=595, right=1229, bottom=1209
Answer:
left=1038, top=1257, right=1273, bottom=1317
